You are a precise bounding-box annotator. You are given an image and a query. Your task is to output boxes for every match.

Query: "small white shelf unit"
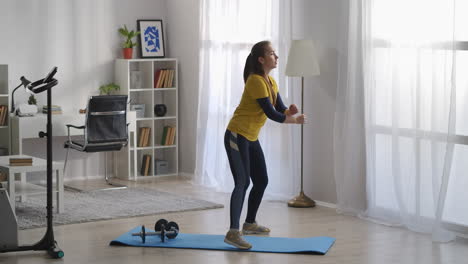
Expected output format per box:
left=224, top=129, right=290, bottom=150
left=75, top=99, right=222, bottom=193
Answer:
left=114, top=59, right=178, bottom=180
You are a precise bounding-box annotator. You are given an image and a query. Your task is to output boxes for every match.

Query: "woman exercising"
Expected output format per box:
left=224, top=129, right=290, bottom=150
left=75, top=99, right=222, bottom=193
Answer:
left=224, top=40, right=306, bottom=249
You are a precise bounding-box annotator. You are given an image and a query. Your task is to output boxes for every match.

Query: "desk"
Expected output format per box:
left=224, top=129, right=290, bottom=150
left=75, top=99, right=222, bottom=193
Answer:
left=10, top=113, right=86, bottom=154
left=10, top=111, right=137, bottom=180
left=10, top=112, right=136, bottom=153
left=0, top=155, right=63, bottom=213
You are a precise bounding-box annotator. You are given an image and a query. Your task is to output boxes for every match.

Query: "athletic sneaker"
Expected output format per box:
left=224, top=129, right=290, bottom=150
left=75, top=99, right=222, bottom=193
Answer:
left=224, top=229, right=252, bottom=250
left=242, top=222, right=271, bottom=235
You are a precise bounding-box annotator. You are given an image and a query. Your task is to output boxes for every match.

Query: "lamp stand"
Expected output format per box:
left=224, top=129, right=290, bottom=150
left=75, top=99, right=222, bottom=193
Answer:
left=18, top=84, right=63, bottom=257
left=288, top=77, right=315, bottom=208
left=10, top=84, right=22, bottom=114
left=2, top=77, right=64, bottom=258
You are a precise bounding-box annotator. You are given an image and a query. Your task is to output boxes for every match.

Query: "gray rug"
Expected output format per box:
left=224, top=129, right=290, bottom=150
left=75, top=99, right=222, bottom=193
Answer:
left=15, top=188, right=223, bottom=229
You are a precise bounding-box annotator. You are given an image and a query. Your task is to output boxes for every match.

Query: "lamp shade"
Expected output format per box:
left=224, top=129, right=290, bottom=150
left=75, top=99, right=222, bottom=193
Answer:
left=285, top=40, right=320, bottom=77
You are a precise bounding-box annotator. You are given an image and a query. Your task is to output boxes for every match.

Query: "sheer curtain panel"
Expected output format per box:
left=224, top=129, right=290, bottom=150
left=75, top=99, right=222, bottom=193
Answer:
left=195, top=0, right=300, bottom=199
left=336, top=0, right=468, bottom=242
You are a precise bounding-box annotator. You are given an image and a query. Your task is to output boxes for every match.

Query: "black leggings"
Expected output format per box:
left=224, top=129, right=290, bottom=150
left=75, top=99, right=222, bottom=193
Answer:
left=224, top=130, right=268, bottom=229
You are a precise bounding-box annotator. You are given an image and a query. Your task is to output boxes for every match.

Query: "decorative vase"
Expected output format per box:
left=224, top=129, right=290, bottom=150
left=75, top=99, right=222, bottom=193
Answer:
left=123, top=48, right=133, bottom=59
left=154, top=104, right=167, bottom=117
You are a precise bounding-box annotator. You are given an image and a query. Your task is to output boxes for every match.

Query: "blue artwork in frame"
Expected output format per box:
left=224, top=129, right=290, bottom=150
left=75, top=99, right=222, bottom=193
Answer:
left=137, top=20, right=165, bottom=58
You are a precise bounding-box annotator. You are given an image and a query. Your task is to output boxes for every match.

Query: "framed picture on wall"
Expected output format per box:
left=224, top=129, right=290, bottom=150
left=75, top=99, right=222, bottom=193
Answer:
left=137, top=19, right=165, bottom=58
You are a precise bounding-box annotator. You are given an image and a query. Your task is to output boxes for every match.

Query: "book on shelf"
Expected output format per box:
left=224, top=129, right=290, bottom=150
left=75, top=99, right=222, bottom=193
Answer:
left=0, top=105, right=3, bottom=125
left=42, top=105, right=62, bottom=114
left=140, top=155, right=145, bottom=175
left=167, top=69, right=174, bottom=87
left=9, top=162, right=33, bottom=166
left=160, top=126, right=176, bottom=146
left=0, top=105, right=8, bottom=126
left=146, top=155, right=151, bottom=176
left=9, top=157, right=33, bottom=166
left=10, top=157, right=33, bottom=163
left=155, top=69, right=165, bottom=88
left=154, top=69, right=162, bottom=88
left=42, top=105, right=62, bottom=110
left=161, top=69, right=169, bottom=87
left=138, top=127, right=151, bottom=147
left=144, top=127, right=151, bottom=146
left=142, top=127, right=147, bottom=147
left=162, top=70, right=169, bottom=88
left=138, top=128, right=144, bottom=147
left=143, top=127, right=150, bottom=147
left=154, top=69, right=175, bottom=88
left=162, top=69, right=174, bottom=88
left=3, top=105, right=8, bottom=125
left=164, top=126, right=170, bottom=145
left=164, top=126, right=173, bottom=146
left=140, top=154, right=151, bottom=176
left=169, top=126, right=176, bottom=145
left=160, top=126, right=168, bottom=145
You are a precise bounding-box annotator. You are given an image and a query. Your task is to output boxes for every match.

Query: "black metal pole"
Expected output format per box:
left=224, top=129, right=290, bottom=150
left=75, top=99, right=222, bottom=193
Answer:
left=21, top=85, right=63, bottom=258
left=300, top=76, right=304, bottom=192
left=40, top=85, right=63, bottom=258
left=45, top=83, right=54, bottom=247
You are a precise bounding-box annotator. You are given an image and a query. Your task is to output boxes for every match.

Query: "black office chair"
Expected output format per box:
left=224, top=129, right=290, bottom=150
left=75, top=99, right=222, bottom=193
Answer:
left=64, top=95, right=129, bottom=191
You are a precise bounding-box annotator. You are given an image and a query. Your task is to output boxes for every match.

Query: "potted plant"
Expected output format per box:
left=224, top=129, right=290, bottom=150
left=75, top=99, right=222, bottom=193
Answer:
left=28, top=94, right=37, bottom=105
left=27, top=94, right=38, bottom=114
left=118, top=25, right=140, bottom=59
left=99, top=83, right=120, bottom=95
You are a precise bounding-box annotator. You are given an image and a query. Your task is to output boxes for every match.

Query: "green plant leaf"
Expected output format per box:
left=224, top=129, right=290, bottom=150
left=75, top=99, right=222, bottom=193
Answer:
left=99, top=83, right=121, bottom=95
left=28, top=94, right=37, bottom=105
left=119, top=25, right=139, bottom=49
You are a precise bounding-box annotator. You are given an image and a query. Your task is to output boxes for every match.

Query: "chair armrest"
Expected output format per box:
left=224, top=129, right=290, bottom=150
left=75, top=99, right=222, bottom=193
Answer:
left=65, top=124, right=85, bottom=143
left=66, top=124, right=85, bottom=129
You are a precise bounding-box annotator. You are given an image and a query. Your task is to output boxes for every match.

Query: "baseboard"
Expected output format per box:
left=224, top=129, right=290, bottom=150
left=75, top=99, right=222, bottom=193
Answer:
left=30, top=176, right=102, bottom=186
left=178, top=172, right=194, bottom=180
left=63, top=175, right=107, bottom=183
left=62, top=173, right=193, bottom=184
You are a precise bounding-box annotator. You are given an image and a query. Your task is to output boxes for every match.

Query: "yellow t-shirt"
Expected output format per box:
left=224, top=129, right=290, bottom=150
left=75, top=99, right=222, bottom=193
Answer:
left=227, top=74, right=279, bottom=141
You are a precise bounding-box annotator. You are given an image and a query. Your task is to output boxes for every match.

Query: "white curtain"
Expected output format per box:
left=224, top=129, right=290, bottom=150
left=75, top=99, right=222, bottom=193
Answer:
left=195, top=0, right=301, bottom=199
left=333, top=0, right=368, bottom=215
left=336, top=0, right=468, bottom=241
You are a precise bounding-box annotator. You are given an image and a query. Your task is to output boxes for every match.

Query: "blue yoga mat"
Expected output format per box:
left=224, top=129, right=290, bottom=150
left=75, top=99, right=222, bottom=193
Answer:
left=110, top=227, right=335, bottom=254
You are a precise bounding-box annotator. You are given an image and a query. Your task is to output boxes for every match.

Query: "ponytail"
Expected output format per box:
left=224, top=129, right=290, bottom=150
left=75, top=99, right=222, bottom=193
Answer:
left=243, top=54, right=253, bottom=83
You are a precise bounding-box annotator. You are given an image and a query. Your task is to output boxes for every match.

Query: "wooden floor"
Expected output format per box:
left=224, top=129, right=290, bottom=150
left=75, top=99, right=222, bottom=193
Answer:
left=1, top=177, right=467, bottom=264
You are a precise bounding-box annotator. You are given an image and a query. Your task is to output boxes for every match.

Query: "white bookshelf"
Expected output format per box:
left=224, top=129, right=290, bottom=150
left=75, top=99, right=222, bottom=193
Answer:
left=114, top=59, right=178, bottom=180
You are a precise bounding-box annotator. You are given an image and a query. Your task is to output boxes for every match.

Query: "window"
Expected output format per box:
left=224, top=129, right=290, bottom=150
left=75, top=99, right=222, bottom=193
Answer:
left=368, top=0, right=468, bottom=230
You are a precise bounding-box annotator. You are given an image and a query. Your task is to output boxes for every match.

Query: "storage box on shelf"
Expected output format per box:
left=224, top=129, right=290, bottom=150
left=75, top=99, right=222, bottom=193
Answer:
left=114, top=59, right=178, bottom=180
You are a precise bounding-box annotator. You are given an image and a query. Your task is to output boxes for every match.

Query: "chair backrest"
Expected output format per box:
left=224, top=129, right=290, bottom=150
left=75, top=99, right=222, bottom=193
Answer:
left=85, top=95, right=128, bottom=144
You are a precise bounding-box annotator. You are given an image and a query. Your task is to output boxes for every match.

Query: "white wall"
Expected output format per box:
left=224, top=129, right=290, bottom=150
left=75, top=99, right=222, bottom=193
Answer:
left=166, top=0, right=200, bottom=177
left=291, top=0, right=346, bottom=204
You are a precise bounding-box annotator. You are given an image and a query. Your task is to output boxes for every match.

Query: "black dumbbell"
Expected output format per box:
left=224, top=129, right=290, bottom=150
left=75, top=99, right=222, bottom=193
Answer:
left=132, top=219, right=179, bottom=243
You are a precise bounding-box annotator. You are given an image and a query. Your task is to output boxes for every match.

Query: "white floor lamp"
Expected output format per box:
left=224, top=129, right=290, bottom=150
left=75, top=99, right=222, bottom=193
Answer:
left=285, top=40, right=320, bottom=208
